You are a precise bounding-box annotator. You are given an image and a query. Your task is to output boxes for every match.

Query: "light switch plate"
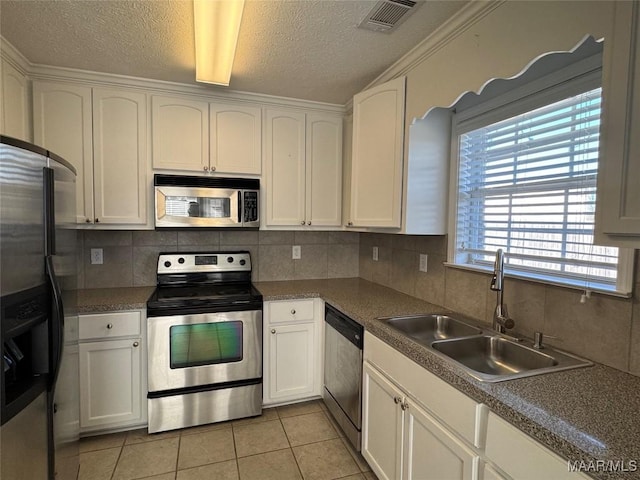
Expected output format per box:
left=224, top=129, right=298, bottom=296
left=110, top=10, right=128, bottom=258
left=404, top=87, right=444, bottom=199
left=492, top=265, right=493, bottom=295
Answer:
left=419, top=254, right=428, bottom=272
left=91, top=248, right=103, bottom=265
left=373, top=246, right=379, bottom=261
left=292, top=245, right=301, bottom=260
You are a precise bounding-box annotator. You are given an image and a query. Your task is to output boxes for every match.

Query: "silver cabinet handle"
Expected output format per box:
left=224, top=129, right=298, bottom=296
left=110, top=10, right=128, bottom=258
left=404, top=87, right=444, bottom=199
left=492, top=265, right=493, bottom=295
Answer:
left=394, top=396, right=402, bottom=404
left=133, top=341, right=139, bottom=347
left=95, top=218, right=100, bottom=223
left=347, top=221, right=353, bottom=226
left=291, top=309, right=296, bottom=315
left=401, top=402, right=409, bottom=411
left=211, top=166, right=216, bottom=172
left=270, top=329, right=276, bottom=334
left=85, top=218, right=91, bottom=223
left=203, top=166, right=209, bottom=172
left=106, top=323, right=113, bottom=329
left=300, top=220, right=305, bottom=225
left=307, top=221, right=311, bottom=225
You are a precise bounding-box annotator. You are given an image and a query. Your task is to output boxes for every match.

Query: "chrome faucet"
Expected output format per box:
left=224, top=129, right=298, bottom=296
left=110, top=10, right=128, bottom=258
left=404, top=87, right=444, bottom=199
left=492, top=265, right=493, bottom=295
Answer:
left=490, top=249, right=515, bottom=334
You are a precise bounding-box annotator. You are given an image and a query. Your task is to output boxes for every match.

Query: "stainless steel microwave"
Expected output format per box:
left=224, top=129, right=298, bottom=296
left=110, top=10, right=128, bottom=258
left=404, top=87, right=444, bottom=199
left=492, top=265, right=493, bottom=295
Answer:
left=154, top=175, right=259, bottom=228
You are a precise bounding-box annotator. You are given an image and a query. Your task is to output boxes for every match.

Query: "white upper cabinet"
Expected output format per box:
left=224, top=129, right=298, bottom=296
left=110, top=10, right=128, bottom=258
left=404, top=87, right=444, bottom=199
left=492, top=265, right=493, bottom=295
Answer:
left=264, top=108, right=342, bottom=228
left=33, top=81, right=94, bottom=224
left=92, top=88, right=147, bottom=224
left=33, top=81, right=148, bottom=226
left=151, top=95, right=209, bottom=172
left=595, top=1, right=640, bottom=246
left=306, top=114, right=343, bottom=226
left=210, top=103, right=261, bottom=174
left=349, top=76, right=405, bottom=228
left=1, top=59, right=30, bottom=142
left=151, top=95, right=262, bottom=175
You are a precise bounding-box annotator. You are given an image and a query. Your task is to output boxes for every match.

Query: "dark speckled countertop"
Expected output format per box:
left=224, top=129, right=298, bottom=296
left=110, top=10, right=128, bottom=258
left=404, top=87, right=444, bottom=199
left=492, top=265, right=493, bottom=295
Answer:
left=78, top=278, right=640, bottom=479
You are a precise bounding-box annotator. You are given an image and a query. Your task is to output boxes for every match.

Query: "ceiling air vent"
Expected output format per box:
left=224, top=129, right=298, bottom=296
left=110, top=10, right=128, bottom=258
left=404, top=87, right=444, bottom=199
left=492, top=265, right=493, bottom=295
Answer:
left=358, top=0, right=420, bottom=33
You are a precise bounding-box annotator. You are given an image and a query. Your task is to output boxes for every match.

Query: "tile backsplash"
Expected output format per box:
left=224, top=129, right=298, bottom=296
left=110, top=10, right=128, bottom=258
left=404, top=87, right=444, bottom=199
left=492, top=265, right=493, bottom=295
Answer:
left=359, top=233, right=640, bottom=377
left=78, top=230, right=360, bottom=288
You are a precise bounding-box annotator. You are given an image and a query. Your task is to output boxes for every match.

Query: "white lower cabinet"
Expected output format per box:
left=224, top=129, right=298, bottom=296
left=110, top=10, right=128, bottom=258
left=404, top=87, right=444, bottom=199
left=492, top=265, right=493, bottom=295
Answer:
left=78, top=310, right=146, bottom=433
left=263, top=299, right=323, bottom=405
left=363, top=332, right=593, bottom=480
left=362, top=361, right=477, bottom=480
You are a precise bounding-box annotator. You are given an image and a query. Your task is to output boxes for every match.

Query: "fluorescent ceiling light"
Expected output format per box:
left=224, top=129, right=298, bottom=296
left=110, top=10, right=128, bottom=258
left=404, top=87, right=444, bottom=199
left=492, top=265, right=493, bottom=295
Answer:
left=194, top=0, right=245, bottom=86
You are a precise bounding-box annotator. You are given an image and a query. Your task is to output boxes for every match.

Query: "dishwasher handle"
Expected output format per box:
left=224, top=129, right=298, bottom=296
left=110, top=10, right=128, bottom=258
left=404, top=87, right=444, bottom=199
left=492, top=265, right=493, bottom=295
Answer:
left=325, top=305, right=363, bottom=349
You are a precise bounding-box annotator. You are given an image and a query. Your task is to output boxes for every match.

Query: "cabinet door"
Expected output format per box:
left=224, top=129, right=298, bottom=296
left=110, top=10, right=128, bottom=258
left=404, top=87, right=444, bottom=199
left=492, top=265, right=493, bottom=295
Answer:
left=403, top=399, right=477, bottom=480
left=362, top=362, right=404, bottom=480
left=92, top=88, right=147, bottom=224
left=210, top=103, right=261, bottom=174
left=1, top=59, right=30, bottom=141
left=306, top=114, right=343, bottom=226
left=480, top=462, right=510, bottom=480
left=266, top=322, right=315, bottom=402
left=79, top=339, right=143, bottom=430
left=350, top=76, right=405, bottom=228
left=33, top=81, right=93, bottom=223
left=151, top=95, right=209, bottom=172
left=596, top=1, right=640, bottom=242
left=264, top=109, right=306, bottom=226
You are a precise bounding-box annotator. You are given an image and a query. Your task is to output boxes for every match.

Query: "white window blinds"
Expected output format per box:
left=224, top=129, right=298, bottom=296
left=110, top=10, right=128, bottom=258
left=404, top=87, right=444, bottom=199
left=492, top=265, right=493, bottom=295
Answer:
left=454, top=86, right=622, bottom=292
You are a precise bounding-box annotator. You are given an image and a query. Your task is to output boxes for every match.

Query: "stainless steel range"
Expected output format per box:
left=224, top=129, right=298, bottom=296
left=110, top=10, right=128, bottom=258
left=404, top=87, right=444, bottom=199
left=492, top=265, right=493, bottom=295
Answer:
left=146, top=252, right=263, bottom=433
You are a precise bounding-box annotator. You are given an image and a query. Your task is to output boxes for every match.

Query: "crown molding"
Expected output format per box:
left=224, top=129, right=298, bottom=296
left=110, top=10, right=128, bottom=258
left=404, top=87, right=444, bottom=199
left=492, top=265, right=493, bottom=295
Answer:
left=363, top=0, right=506, bottom=91
left=0, top=36, right=31, bottom=74
left=1, top=35, right=344, bottom=115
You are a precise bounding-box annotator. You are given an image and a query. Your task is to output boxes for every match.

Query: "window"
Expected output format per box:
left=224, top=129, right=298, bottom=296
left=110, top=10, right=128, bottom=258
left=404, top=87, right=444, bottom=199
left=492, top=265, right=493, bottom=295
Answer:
left=451, top=70, right=633, bottom=295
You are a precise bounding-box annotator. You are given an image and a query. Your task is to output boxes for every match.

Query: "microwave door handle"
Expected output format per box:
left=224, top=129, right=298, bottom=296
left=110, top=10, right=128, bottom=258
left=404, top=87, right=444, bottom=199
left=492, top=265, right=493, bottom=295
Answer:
left=238, top=191, right=243, bottom=225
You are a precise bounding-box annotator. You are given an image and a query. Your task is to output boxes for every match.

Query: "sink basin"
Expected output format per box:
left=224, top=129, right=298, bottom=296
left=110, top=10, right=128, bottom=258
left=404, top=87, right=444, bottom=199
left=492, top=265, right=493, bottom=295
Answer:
left=382, top=314, right=482, bottom=344
left=431, top=335, right=592, bottom=382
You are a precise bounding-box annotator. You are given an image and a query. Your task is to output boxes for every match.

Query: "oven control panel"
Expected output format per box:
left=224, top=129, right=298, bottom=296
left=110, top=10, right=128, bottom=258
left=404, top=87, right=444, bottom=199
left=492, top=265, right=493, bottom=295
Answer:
left=157, top=252, right=251, bottom=274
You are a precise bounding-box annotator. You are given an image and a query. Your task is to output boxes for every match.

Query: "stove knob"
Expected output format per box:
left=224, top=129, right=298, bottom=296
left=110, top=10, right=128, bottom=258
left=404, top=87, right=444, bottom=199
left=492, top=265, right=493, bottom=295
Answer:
left=227, top=256, right=234, bottom=263
left=239, top=259, right=246, bottom=266
left=178, top=257, right=185, bottom=264
left=164, top=261, right=171, bottom=268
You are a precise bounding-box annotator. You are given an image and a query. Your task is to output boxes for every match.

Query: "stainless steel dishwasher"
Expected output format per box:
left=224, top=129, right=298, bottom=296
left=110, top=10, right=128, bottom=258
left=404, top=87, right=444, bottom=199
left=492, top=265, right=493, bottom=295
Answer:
left=323, top=304, right=364, bottom=451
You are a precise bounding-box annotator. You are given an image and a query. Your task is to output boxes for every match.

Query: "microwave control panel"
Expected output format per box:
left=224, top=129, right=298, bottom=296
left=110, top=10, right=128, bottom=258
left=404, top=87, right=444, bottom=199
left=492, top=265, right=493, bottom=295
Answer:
left=243, top=191, right=259, bottom=224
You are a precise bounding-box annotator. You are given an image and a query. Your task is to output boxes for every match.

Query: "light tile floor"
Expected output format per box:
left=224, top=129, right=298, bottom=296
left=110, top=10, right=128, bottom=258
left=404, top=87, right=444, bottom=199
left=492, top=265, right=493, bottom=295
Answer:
left=79, top=400, right=378, bottom=480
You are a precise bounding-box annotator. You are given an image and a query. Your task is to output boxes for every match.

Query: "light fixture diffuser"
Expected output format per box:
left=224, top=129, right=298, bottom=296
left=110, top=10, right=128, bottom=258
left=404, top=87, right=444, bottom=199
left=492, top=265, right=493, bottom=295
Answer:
left=194, top=0, right=245, bottom=86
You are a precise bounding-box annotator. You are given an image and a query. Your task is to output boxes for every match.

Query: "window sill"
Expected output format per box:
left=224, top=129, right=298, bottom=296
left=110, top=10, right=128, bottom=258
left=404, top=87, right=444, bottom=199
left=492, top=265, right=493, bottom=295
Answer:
left=443, top=262, right=633, bottom=299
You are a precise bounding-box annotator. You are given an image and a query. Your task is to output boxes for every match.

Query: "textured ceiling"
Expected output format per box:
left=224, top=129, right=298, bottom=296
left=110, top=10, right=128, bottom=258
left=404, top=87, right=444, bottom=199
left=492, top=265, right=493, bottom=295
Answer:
left=0, top=0, right=468, bottom=104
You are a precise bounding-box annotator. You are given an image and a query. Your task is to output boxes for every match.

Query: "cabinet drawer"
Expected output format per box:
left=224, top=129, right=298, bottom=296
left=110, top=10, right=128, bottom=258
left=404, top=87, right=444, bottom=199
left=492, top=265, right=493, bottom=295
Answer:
left=485, top=413, right=590, bottom=480
left=79, top=311, right=141, bottom=340
left=267, top=299, right=315, bottom=323
left=364, top=332, right=482, bottom=446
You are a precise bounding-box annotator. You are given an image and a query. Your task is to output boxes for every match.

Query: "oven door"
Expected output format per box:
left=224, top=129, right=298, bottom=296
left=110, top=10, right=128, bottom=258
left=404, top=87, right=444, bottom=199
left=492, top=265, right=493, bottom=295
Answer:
left=155, top=186, right=240, bottom=228
left=147, top=310, right=262, bottom=393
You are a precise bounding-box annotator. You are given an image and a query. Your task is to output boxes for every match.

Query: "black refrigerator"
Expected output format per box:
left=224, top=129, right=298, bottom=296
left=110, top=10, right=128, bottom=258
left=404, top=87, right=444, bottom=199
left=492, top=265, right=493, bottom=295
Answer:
left=0, top=135, right=79, bottom=479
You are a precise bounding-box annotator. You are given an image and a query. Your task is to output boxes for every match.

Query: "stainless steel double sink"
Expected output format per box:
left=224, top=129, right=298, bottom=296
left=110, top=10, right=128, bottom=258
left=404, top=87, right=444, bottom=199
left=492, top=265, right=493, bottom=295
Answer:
left=380, top=314, right=592, bottom=382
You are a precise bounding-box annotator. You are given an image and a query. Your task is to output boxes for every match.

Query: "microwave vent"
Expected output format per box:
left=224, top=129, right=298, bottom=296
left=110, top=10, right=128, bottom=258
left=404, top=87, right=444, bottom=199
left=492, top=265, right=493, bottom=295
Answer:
left=358, top=0, right=420, bottom=33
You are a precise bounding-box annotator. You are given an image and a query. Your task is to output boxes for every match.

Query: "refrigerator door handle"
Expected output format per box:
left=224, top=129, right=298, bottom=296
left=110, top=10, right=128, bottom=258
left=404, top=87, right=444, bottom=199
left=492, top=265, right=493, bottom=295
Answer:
left=43, top=167, right=56, bottom=256
left=45, top=255, right=64, bottom=393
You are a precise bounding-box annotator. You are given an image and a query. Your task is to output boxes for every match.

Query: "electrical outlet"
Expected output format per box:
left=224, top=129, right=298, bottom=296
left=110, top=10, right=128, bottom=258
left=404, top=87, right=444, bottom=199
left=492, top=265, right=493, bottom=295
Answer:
left=373, top=246, right=379, bottom=261
left=419, top=254, right=428, bottom=272
left=292, top=245, right=301, bottom=260
left=91, top=248, right=103, bottom=265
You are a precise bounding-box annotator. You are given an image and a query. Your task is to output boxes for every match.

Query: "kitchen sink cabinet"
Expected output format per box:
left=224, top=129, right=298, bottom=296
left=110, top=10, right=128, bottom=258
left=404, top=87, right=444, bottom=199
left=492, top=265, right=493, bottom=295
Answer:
left=263, top=299, right=323, bottom=405
left=78, top=310, right=147, bottom=433
left=1, top=58, right=30, bottom=142
left=264, top=109, right=342, bottom=228
left=33, top=81, right=147, bottom=225
left=151, top=95, right=262, bottom=175
left=595, top=1, right=640, bottom=246
left=362, top=343, right=478, bottom=480
left=347, top=76, right=405, bottom=228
